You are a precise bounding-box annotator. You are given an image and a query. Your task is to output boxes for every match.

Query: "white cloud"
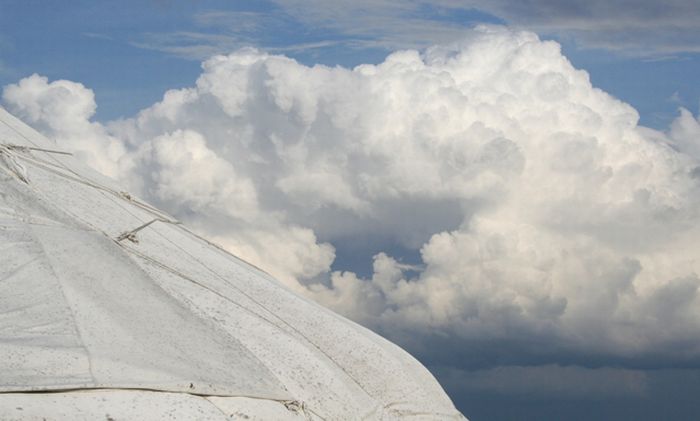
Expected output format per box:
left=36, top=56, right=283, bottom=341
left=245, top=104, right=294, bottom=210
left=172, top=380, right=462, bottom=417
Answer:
left=4, top=27, right=700, bottom=378
left=2, top=74, right=125, bottom=178
left=132, top=31, right=245, bottom=61
left=670, top=107, right=700, bottom=161
left=130, top=129, right=259, bottom=219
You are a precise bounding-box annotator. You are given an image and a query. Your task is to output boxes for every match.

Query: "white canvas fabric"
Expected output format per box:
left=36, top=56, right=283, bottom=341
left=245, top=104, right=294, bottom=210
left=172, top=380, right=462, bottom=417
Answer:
left=0, top=107, right=465, bottom=420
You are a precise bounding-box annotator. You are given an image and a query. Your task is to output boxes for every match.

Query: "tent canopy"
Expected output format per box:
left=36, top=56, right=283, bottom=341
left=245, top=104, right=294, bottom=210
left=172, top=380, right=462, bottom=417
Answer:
left=0, top=107, right=464, bottom=420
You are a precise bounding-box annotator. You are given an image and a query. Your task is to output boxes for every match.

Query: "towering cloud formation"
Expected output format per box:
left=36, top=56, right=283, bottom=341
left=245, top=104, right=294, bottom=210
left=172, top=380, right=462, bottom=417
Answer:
left=4, top=27, right=700, bottom=379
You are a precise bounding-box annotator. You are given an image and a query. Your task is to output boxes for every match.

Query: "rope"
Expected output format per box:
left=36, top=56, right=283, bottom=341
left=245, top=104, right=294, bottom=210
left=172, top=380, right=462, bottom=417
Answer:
left=3, top=143, right=174, bottom=221
left=0, top=115, right=173, bottom=221
left=0, top=118, right=264, bottom=274
left=0, top=143, right=73, bottom=155
left=0, top=144, right=29, bottom=183
left=117, top=218, right=181, bottom=243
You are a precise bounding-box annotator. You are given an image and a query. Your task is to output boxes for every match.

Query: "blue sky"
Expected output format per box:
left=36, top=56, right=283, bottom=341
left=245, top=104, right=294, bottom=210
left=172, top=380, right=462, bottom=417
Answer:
left=3, top=1, right=700, bottom=420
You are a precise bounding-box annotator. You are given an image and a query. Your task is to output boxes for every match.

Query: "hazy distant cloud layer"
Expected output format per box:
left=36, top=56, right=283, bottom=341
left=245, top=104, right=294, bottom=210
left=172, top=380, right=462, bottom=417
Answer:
left=435, top=364, right=649, bottom=398
left=454, top=0, right=700, bottom=54
left=4, top=27, right=700, bottom=396
left=273, top=0, right=700, bottom=55
left=135, top=1, right=700, bottom=59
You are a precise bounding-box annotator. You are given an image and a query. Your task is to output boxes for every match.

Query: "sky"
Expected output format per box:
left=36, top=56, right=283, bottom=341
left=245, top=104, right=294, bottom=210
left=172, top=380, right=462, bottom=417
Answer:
left=2, top=1, right=700, bottom=420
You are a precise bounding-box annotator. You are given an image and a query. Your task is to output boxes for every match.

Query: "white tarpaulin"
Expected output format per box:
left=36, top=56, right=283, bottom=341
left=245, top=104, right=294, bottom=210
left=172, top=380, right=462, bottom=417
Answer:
left=0, top=107, right=465, bottom=420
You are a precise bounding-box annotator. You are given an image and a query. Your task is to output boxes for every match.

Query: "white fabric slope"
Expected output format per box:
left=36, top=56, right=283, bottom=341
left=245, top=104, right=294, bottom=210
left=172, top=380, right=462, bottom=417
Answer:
left=0, top=107, right=465, bottom=420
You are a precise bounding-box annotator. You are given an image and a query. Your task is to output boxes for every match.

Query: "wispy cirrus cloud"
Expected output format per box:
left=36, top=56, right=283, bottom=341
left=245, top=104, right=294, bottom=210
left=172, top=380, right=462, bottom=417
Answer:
left=132, top=31, right=246, bottom=61
left=269, top=0, right=503, bottom=50
left=133, top=30, right=347, bottom=61
left=131, top=1, right=700, bottom=62
left=463, top=0, right=700, bottom=55
left=82, top=32, right=115, bottom=41
left=272, top=0, right=700, bottom=56
left=130, top=1, right=503, bottom=60
left=132, top=9, right=354, bottom=60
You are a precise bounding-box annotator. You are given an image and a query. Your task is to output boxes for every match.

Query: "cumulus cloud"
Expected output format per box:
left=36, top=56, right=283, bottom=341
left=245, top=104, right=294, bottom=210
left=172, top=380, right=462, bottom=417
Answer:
left=2, top=74, right=125, bottom=178
left=4, top=26, right=700, bottom=383
left=670, top=107, right=700, bottom=161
